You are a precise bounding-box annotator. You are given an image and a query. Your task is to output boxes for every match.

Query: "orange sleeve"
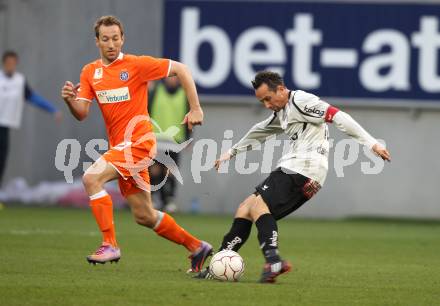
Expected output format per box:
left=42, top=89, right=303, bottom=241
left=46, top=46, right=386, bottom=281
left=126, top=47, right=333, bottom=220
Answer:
left=77, top=65, right=94, bottom=102
left=138, top=56, right=171, bottom=83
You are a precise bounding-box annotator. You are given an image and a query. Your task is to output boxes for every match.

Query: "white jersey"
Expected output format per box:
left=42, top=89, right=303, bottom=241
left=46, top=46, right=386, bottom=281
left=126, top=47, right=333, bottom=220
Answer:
left=229, top=90, right=377, bottom=186
left=0, top=70, right=25, bottom=128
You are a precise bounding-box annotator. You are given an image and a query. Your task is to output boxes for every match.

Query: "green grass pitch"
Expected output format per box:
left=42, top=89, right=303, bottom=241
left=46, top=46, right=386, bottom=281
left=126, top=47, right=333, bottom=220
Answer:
left=0, top=206, right=439, bottom=306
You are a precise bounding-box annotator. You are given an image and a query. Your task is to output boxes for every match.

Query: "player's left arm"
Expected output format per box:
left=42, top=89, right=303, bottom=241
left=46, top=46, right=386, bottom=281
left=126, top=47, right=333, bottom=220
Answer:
left=330, top=110, right=391, bottom=162
left=168, top=60, right=203, bottom=131
left=293, top=90, right=390, bottom=162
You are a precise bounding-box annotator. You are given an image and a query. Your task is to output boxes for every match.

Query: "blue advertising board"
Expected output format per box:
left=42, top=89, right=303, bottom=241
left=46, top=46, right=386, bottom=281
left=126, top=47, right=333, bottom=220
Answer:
left=163, top=1, right=440, bottom=102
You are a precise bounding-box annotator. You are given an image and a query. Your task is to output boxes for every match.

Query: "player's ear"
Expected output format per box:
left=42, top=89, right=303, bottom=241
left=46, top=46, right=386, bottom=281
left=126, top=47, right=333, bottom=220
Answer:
left=276, top=85, right=284, bottom=95
left=95, top=37, right=99, bottom=48
left=277, top=85, right=288, bottom=100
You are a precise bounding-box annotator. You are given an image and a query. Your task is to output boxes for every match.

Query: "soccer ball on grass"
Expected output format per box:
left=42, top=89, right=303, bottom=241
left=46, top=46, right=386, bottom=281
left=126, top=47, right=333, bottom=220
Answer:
left=208, top=250, right=245, bottom=281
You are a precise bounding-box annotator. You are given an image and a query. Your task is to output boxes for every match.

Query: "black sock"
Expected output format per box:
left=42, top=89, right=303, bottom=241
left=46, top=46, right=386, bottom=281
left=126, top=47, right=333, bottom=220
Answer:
left=219, top=218, right=252, bottom=252
left=255, top=213, right=281, bottom=264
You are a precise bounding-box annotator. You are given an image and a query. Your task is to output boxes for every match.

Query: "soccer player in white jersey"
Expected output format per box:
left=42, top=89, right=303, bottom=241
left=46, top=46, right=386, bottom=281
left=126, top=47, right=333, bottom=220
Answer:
left=196, top=71, right=391, bottom=283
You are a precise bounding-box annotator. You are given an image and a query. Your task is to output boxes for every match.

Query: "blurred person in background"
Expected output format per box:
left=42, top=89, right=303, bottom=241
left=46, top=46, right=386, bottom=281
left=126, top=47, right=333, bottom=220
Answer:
left=0, top=50, right=61, bottom=188
left=60, top=15, right=212, bottom=271
left=148, top=76, right=190, bottom=213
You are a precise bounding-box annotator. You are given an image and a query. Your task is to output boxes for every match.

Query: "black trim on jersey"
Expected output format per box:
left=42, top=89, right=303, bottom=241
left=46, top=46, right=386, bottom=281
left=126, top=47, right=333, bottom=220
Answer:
left=291, top=91, right=322, bottom=119
left=302, top=122, right=307, bottom=132
left=267, top=112, right=277, bottom=126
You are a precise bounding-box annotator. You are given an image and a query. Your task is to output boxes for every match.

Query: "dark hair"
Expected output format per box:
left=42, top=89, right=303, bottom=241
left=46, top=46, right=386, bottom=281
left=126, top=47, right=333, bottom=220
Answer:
left=251, top=71, right=284, bottom=91
left=2, top=50, right=18, bottom=63
left=94, top=15, right=124, bottom=38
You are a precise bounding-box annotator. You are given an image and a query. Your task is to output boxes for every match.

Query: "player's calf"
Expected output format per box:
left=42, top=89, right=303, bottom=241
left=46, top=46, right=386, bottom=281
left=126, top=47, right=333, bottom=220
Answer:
left=219, top=217, right=252, bottom=252
left=134, top=212, right=157, bottom=228
left=193, top=217, right=251, bottom=276
left=255, top=213, right=282, bottom=263
left=254, top=212, right=293, bottom=283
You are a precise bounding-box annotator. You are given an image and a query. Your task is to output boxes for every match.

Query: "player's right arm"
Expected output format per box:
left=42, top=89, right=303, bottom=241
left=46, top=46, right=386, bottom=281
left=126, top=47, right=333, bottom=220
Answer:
left=61, top=66, right=93, bottom=121
left=168, top=61, right=203, bottom=131
left=61, top=81, right=90, bottom=121
left=214, top=114, right=283, bottom=170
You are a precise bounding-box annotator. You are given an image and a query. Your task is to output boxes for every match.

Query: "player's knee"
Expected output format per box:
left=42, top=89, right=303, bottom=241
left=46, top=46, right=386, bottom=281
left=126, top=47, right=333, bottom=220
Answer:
left=249, top=196, right=270, bottom=221
left=82, top=173, right=100, bottom=191
left=235, top=204, right=250, bottom=219
left=235, top=195, right=254, bottom=219
left=249, top=207, right=260, bottom=222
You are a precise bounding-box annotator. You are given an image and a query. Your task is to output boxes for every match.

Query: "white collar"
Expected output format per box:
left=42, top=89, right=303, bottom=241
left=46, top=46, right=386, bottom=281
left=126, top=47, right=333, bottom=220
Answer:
left=102, top=52, right=124, bottom=67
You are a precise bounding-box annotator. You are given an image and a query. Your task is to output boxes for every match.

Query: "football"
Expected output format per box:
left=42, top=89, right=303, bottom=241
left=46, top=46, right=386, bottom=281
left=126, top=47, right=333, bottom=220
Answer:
left=208, top=250, right=245, bottom=281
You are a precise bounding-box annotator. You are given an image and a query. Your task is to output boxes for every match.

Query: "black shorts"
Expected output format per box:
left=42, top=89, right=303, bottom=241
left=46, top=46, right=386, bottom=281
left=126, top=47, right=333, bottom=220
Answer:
left=255, top=168, right=321, bottom=220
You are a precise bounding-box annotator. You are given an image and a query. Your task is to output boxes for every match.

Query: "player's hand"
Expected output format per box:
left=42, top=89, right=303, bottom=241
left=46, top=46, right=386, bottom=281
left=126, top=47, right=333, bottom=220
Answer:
left=214, top=151, right=233, bottom=171
left=61, top=81, right=80, bottom=103
left=182, top=107, right=203, bottom=131
left=372, top=143, right=391, bottom=162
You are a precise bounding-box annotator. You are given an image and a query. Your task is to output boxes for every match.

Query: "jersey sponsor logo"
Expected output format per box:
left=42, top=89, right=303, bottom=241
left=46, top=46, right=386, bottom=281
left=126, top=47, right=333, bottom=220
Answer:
left=120, top=71, right=129, bottom=81
left=93, top=68, right=103, bottom=79
left=304, top=105, right=325, bottom=117
left=96, top=87, right=131, bottom=104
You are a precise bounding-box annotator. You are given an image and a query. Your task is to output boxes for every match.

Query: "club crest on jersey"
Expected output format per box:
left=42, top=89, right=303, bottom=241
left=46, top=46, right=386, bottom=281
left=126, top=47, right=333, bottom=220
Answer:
left=120, top=71, right=129, bottom=81
left=93, top=68, right=103, bottom=79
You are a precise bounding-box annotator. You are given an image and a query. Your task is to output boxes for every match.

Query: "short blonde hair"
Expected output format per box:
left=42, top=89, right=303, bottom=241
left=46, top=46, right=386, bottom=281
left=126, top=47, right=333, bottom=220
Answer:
left=94, top=15, right=124, bottom=38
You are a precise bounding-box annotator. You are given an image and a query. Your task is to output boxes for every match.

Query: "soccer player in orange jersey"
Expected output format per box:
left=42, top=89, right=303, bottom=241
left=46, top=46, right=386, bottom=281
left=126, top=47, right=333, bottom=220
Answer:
left=60, top=15, right=212, bottom=271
